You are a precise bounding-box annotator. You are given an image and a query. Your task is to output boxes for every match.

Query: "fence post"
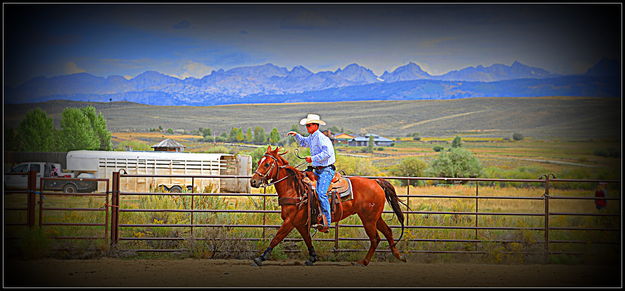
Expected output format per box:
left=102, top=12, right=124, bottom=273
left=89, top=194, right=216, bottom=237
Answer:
left=111, top=171, right=120, bottom=246
left=27, top=170, right=37, bottom=228
left=542, top=174, right=552, bottom=264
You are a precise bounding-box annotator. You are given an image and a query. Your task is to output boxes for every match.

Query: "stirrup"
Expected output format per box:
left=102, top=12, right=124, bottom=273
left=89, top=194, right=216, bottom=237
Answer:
left=313, top=215, right=329, bottom=233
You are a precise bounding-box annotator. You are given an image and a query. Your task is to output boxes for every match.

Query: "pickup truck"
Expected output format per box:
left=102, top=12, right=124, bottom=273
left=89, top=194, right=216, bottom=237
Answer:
left=4, top=162, right=98, bottom=193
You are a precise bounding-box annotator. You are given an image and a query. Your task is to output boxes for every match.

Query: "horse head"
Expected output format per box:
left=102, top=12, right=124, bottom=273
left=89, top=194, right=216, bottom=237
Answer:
left=250, top=146, right=289, bottom=188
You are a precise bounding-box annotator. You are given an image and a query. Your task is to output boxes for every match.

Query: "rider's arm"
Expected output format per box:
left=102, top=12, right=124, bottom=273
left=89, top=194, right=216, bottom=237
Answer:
left=293, top=133, right=311, bottom=147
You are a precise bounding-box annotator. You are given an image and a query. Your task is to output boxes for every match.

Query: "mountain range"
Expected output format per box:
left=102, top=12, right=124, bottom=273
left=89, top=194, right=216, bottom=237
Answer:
left=5, top=58, right=620, bottom=106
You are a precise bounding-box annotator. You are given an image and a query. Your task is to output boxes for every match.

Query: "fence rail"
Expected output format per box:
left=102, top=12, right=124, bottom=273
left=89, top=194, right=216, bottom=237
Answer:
left=4, top=171, right=620, bottom=263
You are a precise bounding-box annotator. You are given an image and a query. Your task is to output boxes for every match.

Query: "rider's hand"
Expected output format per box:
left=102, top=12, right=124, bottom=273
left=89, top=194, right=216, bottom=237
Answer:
left=286, top=131, right=298, bottom=136
left=305, top=156, right=312, bottom=163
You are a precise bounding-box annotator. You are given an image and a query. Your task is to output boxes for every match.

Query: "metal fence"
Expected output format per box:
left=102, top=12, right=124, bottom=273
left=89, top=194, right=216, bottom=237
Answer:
left=4, top=171, right=619, bottom=261
left=108, top=172, right=620, bottom=262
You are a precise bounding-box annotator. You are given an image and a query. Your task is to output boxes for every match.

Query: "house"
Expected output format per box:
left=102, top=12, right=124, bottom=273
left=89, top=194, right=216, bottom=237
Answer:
left=334, top=133, right=355, bottom=145
left=348, top=134, right=395, bottom=147
left=151, top=138, right=186, bottom=152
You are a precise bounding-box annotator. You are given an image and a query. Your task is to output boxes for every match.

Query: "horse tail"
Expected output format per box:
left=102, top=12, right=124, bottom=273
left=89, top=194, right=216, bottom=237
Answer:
left=375, top=178, right=405, bottom=247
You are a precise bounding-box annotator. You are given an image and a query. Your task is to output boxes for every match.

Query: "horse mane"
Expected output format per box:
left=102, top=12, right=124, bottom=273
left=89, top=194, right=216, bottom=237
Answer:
left=271, top=152, right=312, bottom=197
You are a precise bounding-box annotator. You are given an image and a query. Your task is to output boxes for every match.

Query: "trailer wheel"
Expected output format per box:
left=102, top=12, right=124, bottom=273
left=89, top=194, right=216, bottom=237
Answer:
left=63, top=184, right=78, bottom=193
left=169, top=185, right=182, bottom=193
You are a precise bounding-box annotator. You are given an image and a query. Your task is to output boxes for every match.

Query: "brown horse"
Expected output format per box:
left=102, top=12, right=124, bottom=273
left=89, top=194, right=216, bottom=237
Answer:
left=250, top=146, right=407, bottom=266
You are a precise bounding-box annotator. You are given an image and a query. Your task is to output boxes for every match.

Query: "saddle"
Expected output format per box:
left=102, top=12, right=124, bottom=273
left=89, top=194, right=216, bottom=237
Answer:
left=301, top=170, right=353, bottom=231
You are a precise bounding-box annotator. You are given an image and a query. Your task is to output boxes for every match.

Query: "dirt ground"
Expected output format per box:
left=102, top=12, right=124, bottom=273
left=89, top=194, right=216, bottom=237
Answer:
left=4, top=258, right=621, bottom=287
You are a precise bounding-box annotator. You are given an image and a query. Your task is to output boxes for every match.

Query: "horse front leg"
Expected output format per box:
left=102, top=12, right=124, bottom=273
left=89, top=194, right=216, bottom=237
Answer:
left=252, top=219, right=295, bottom=266
left=295, top=224, right=317, bottom=266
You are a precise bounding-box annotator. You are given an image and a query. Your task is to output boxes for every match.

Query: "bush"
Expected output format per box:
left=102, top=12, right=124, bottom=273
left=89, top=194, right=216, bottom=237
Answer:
left=115, top=140, right=151, bottom=151
left=512, top=132, right=524, bottom=141
left=426, top=147, right=483, bottom=178
left=335, top=155, right=382, bottom=176
left=433, top=145, right=444, bottom=152
left=389, top=157, right=428, bottom=186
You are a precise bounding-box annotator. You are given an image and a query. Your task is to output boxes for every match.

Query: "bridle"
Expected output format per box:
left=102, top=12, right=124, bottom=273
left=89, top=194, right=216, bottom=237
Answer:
left=253, top=154, right=293, bottom=188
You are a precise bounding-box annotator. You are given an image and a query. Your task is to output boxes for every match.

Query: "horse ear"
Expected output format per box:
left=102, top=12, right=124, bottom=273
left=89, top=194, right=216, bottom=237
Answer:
left=266, top=145, right=272, bottom=152
left=272, top=146, right=280, bottom=154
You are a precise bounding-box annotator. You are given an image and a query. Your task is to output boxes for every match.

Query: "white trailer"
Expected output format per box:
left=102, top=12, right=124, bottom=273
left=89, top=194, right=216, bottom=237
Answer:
left=66, top=150, right=252, bottom=193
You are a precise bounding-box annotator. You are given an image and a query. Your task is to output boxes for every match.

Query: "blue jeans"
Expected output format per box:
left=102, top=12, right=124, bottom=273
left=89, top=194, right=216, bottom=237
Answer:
left=314, top=166, right=335, bottom=225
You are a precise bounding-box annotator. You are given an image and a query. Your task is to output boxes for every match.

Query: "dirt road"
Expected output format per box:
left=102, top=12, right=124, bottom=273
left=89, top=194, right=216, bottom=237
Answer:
left=4, top=258, right=621, bottom=287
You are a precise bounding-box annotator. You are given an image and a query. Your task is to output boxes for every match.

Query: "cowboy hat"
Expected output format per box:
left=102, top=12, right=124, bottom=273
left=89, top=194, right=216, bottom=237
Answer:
left=299, top=113, right=327, bottom=125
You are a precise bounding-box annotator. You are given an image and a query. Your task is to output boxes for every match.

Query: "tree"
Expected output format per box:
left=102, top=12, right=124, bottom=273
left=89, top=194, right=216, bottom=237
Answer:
left=427, top=147, right=483, bottom=178
left=60, top=107, right=99, bottom=151
left=512, top=132, right=524, bottom=141
left=253, top=127, right=266, bottom=144
left=167, top=128, right=174, bottom=134
left=235, top=128, right=245, bottom=142
left=451, top=136, right=463, bottom=148
left=245, top=128, right=253, bottom=143
left=389, top=157, right=428, bottom=186
left=81, top=106, right=112, bottom=150
left=269, top=128, right=281, bottom=145
left=16, top=108, right=58, bottom=152
left=199, top=128, right=212, bottom=139
left=289, top=124, right=301, bottom=135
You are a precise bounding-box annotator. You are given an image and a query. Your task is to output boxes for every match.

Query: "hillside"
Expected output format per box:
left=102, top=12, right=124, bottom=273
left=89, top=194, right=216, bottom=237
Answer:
left=3, top=97, right=621, bottom=140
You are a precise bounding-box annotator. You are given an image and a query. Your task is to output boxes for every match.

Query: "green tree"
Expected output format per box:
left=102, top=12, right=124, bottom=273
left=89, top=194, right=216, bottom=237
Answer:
left=512, top=132, right=524, bottom=141
left=289, top=124, right=301, bottom=135
left=16, top=108, right=59, bottom=152
left=81, top=106, right=112, bottom=150
left=451, top=136, right=463, bottom=148
left=245, top=128, right=253, bottom=143
left=389, top=157, right=428, bottom=186
left=60, top=108, right=99, bottom=151
left=235, top=128, right=245, bottom=142
left=269, top=128, right=281, bottom=145
left=253, top=127, right=266, bottom=144
left=167, top=128, right=174, bottom=134
left=426, top=147, right=483, bottom=178
left=199, top=128, right=212, bottom=139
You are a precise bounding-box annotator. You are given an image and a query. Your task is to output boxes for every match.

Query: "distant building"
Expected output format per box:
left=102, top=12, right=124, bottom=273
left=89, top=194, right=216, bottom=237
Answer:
left=152, top=139, right=186, bottom=152
left=334, top=133, right=355, bottom=145
left=348, top=134, right=395, bottom=147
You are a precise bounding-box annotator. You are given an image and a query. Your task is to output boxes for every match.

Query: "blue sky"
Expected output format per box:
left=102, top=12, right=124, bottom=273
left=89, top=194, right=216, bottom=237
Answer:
left=4, top=3, right=620, bottom=87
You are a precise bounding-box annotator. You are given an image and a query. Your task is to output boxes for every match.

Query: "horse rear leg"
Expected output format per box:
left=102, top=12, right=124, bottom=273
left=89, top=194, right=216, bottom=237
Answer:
left=295, top=224, right=318, bottom=266
left=252, top=220, right=295, bottom=266
left=354, top=215, right=381, bottom=266
left=376, top=218, right=407, bottom=262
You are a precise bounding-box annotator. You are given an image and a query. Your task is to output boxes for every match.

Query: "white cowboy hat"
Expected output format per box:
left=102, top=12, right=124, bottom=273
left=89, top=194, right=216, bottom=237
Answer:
left=299, top=113, right=327, bottom=125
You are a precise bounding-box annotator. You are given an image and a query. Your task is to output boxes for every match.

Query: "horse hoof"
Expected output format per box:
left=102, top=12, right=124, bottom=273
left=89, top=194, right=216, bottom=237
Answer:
left=351, top=261, right=367, bottom=267
left=400, top=255, right=407, bottom=262
left=252, top=258, right=263, bottom=266
left=304, top=260, right=315, bottom=266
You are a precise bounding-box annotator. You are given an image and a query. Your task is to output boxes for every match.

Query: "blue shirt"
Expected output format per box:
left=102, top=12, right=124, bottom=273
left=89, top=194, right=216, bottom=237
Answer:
left=294, top=130, right=336, bottom=167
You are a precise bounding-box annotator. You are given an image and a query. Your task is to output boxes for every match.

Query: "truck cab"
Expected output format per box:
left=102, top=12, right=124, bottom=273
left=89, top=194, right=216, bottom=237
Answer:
left=4, top=162, right=96, bottom=193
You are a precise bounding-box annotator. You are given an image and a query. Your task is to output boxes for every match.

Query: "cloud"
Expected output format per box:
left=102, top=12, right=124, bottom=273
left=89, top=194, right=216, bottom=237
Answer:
left=64, top=61, right=85, bottom=74
left=280, top=10, right=340, bottom=30
left=172, top=20, right=191, bottom=30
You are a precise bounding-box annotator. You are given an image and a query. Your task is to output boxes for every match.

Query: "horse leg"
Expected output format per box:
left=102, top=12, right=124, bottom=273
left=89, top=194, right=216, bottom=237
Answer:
left=295, top=224, right=317, bottom=266
left=252, top=219, right=295, bottom=266
left=376, top=218, right=407, bottom=262
left=354, top=215, right=381, bottom=266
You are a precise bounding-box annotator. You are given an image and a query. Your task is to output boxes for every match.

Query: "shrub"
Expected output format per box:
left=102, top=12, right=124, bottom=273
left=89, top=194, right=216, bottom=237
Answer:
left=433, top=145, right=444, bottom=152
left=389, top=157, right=428, bottom=186
left=512, top=132, right=524, bottom=141
left=451, top=136, right=463, bottom=148
left=335, top=155, right=382, bottom=176
left=115, top=140, right=151, bottom=151
left=426, top=147, right=483, bottom=178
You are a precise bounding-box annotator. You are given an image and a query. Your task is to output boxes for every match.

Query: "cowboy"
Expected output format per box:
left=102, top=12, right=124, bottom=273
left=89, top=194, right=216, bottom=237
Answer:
left=287, top=113, right=336, bottom=233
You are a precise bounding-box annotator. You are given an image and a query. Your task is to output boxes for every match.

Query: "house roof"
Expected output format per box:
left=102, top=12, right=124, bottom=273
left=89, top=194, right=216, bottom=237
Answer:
left=352, top=134, right=394, bottom=142
left=334, top=133, right=355, bottom=139
left=151, top=138, right=186, bottom=148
